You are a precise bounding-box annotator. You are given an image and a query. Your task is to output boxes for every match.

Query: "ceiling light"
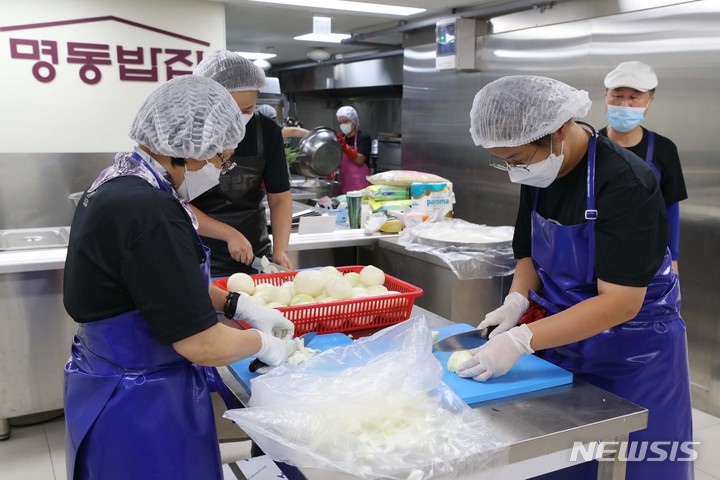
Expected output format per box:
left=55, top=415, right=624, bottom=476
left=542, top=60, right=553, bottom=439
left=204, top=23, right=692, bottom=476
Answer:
left=307, top=48, right=332, bottom=61
left=249, top=0, right=425, bottom=16
left=294, top=33, right=350, bottom=43
left=253, top=59, right=272, bottom=70
left=233, top=51, right=277, bottom=60
left=294, top=16, right=349, bottom=43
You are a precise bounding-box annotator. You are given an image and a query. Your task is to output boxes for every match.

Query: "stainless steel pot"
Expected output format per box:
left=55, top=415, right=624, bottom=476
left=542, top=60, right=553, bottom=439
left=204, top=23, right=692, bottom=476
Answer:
left=296, top=126, right=342, bottom=177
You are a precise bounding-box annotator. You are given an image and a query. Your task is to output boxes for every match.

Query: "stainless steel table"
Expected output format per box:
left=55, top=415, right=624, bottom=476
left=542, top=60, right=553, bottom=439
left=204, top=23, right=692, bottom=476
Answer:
left=219, top=306, right=647, bottom=480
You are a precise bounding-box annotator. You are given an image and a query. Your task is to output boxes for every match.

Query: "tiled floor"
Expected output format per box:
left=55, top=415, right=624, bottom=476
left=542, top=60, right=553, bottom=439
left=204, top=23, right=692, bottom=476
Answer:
left=1, top=408, right=719, bottom=479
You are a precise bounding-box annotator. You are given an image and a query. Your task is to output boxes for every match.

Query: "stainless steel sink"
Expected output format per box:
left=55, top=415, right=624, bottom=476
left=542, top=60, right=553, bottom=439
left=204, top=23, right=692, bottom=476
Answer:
left=0, top=227, right=70, bottom=250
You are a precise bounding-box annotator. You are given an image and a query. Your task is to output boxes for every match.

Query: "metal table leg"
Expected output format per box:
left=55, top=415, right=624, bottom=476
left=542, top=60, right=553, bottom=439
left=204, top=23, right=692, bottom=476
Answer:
left=597, top=433, right=629, bottom=480
left=0, top=418, right=10, bottom=441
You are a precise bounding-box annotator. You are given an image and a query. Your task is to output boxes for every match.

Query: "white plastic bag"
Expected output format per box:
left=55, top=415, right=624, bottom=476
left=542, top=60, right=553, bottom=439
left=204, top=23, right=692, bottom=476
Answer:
left=224, top=316, right=510, bottom=480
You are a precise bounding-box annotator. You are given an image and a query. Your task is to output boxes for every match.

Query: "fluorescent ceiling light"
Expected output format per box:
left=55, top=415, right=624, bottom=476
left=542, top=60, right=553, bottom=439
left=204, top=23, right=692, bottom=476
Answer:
left=294, top=33, right=351, bottom=43
left=233, top=51, right=277, bottom=60
left=249, top=0, right=425, bottom=16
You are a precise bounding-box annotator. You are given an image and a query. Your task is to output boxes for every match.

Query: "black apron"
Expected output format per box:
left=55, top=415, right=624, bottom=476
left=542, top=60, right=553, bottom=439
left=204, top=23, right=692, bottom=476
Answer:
left=194, top=113, right=271, bottom=277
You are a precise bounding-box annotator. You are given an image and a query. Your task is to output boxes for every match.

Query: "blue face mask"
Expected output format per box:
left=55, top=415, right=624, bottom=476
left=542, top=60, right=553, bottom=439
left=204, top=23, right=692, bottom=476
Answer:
left=606, top=104, right=646, bottom=132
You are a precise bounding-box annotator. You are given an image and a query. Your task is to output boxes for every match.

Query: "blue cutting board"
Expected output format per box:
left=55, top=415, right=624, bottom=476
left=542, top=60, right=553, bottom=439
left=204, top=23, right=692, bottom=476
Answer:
left=434, top=323, right=573, bottom=404
left=228, top=333, right=353, bottom=393
left=228, top=325, right=573, bottom=404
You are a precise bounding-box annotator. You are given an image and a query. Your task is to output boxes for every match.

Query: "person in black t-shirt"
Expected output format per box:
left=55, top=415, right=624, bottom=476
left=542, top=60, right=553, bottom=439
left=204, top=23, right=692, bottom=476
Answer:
left=600, top=61, right=688, bottom=274
left=62, top=75, right=294, bottom=480
left=193, top=51, right=293, bottom=276
left=464, top=76, right=692, bottom=480
left=335, top=106, right=372, bottom=194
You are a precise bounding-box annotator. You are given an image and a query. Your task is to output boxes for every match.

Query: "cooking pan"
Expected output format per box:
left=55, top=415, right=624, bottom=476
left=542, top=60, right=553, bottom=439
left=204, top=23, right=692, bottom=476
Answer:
left=296, top=126, right=342, bottom=177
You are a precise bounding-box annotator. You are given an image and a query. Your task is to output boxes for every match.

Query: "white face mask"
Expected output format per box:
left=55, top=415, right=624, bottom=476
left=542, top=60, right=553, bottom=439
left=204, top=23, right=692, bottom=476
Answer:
left=508, top=140, right=564, bottom=188
left=339, top=122, right=353, bottom=135
left=177, top=160, right=221, bottom=201
left=241, top=113, right=254, bottom=126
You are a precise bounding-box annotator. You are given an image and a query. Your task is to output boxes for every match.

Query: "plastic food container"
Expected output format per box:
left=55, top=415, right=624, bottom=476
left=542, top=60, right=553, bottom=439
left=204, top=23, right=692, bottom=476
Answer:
left=213, top=266, right=423, bottom=336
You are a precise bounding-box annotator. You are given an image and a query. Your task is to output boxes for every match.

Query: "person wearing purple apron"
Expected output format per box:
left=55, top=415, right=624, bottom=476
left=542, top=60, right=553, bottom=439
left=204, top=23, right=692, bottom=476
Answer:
left=63, top=76, right=293, bottom=480
left=463, top=76, right=693, bottom=480
left=193, top=50, right=294, bottom=276
left=600, top=61, right=688, bottom=274
left=335, top=106, right=372, bottom=195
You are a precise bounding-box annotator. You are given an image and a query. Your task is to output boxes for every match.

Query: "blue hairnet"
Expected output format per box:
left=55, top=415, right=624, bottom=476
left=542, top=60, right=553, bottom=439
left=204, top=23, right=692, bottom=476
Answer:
left=129, top=75, right=244, bottom=160
left=469, top=75, right=591, bottom=148
left=194, top=50, right=267, bottom=92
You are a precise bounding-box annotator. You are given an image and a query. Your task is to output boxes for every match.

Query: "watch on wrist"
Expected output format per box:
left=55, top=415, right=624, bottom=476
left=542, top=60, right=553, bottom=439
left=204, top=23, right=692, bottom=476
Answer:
left=224, top=291, right=240, bottom=319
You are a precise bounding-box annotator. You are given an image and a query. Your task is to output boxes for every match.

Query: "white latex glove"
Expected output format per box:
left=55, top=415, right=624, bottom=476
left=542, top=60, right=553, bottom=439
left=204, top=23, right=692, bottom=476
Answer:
left=254, top=330, right=290, bottom=367
left=255, top=337, right=302, bottom=374
left=457, top=324, right=534, bottom=382
left=477, top=292, right=530, bottom=339
left=234, top=294, right=295, bottom=341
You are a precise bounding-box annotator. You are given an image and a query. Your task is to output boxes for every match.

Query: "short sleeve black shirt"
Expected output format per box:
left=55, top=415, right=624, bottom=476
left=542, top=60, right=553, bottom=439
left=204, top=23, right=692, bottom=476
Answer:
left=343, top=129, right=372, bottom=163
left=512, top=134, right=669, bottom=287
left=63, top=176, right=218, bottom=345
left=599, top=126, right=687, bottom=207
left=233, top=113, right=290, bottom=194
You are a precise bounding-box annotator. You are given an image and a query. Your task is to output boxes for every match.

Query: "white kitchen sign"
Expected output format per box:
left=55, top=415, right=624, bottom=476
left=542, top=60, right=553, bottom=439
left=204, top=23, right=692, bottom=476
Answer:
left=0, top=0, right=226, bottom=153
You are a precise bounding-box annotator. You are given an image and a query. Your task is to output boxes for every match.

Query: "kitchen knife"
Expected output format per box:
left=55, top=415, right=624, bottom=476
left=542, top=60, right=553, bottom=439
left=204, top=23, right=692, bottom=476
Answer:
left=248, top=331, right=317, bottom=373
left=251, top=255, right=291, bottom=273
left=432, top=329, right=487, bottom=352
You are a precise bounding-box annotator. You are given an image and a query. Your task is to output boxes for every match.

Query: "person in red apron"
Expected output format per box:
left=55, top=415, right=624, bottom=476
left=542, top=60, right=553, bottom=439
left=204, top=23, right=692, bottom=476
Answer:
left=462, top=76, right=693, bottom=480
left=193, top=50, right=294, bottom=275
left=63, top=75, right=294, bottom=480
left=600, top=61, right=688, bottom=274
left=335, top=106, right=372, bottom=194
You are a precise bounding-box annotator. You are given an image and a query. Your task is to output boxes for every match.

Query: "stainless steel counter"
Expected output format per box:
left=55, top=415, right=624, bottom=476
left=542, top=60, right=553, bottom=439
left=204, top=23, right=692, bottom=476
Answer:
left=218, top=305, right=648, bottom=480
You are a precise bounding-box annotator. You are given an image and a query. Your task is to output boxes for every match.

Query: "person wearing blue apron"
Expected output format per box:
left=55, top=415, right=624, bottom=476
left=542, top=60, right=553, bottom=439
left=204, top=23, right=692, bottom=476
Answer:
left=600, top=60, right=688, bottom=275
left=63, top=75, right=294, bottom=480
left=192, top=50, right=294, bottom=276
left=462, top=75, right=693, bottom=480
left=335, top=106, right=372, bottom=195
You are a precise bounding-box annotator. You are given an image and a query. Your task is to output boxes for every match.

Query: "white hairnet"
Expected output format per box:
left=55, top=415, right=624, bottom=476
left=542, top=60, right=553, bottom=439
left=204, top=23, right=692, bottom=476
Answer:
left=193, top=50, right=267, bottom=92
left=129, top=75, right=245, bottom=161
left=336, top=106, right=359, bottom=126
left=255, top=104, right=277, bottom=120
left=469, top=75, right=592, bottom=148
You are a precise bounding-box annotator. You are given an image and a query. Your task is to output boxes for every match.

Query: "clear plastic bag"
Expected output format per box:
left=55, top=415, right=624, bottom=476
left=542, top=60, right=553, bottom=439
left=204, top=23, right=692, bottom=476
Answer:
left=224, top=316, right=510, bottom=480
left=397, top=219, right=516, bottom=280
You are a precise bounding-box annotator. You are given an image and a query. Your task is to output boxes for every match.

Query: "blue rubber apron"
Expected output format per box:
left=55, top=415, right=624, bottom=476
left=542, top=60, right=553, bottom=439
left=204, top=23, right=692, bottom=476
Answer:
left=528, top=132, right=693, bottom=480
left=64, top=154, right=226, bottom=480
left=645, top=131, right=661, bottom=182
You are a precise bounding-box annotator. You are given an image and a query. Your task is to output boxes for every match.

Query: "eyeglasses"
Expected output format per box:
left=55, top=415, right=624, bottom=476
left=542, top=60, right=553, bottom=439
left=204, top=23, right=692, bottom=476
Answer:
left=217, top=152, right=236, bottom=175
left=488, top=144, right=541, bottom=172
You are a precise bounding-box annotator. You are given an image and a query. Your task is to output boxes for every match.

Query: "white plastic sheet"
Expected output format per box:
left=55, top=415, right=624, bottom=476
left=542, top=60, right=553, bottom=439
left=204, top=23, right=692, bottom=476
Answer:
left=397, top=219, right=516, bottom=280
left=225, top=316, right=510, bottom=479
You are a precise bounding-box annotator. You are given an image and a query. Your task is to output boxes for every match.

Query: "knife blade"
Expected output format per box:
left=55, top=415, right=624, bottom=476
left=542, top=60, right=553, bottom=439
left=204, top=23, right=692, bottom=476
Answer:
left=251, top=255, right=291, bottom=273
left=248, top=331, right=317, bottom=373
left=432, top=329, right=487, bottom=352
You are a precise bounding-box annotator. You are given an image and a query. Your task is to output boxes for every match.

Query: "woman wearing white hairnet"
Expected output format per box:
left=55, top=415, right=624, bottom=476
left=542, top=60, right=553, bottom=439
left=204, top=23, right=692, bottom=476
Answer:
left=193, top=50, right=294, bottom=275
left=63, top=75, right=294, bottom=480
left=463, top=76, right=692, bottom=480
left=336, top=105, right=372, bottom=194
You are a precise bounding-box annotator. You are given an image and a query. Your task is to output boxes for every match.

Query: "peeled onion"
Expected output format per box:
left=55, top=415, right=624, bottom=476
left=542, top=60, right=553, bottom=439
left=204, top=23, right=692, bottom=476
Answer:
left=359, top=265, right=385, bottom=287
left=268, top=285, right=293, bottom=306
left=326, top=277, right=353, bottom=300
left=290, top=293, right=316, bottom=306
left=447, top=350, right=474, bottom=374
left=343, top=271, right=362, bottom=287
left=365, top=285, right=389, bottom=296
left=227, top=273, right=255, bottom=295
left=293, top=270, right=327, bottom=297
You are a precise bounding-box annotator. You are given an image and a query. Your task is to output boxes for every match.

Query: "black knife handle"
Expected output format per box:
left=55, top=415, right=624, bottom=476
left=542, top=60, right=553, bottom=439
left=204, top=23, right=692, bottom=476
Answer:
left=248, top=358, right=267, bottom=373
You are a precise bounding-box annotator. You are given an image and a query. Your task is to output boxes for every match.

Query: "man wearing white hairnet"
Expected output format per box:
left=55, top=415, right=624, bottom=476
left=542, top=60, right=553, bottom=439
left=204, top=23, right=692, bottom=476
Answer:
left=599, top=61, right=687, bottom=275
left=335, top=105, right=372, bottom=194
left=464, top=76, right=691, bottom=480
left=63, top=75, right=294, bottom=480
left=193, top=50, right=294, bottom=276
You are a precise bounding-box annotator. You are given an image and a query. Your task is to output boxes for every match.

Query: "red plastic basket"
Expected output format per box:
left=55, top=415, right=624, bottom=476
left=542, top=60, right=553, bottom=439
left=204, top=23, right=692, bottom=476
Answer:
left=213, top=266, right=423, bottom=336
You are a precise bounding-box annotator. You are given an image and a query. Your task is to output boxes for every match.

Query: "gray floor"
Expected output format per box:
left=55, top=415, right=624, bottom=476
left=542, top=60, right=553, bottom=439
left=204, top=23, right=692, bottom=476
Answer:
left=2, top=408, right=719, bottom=479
